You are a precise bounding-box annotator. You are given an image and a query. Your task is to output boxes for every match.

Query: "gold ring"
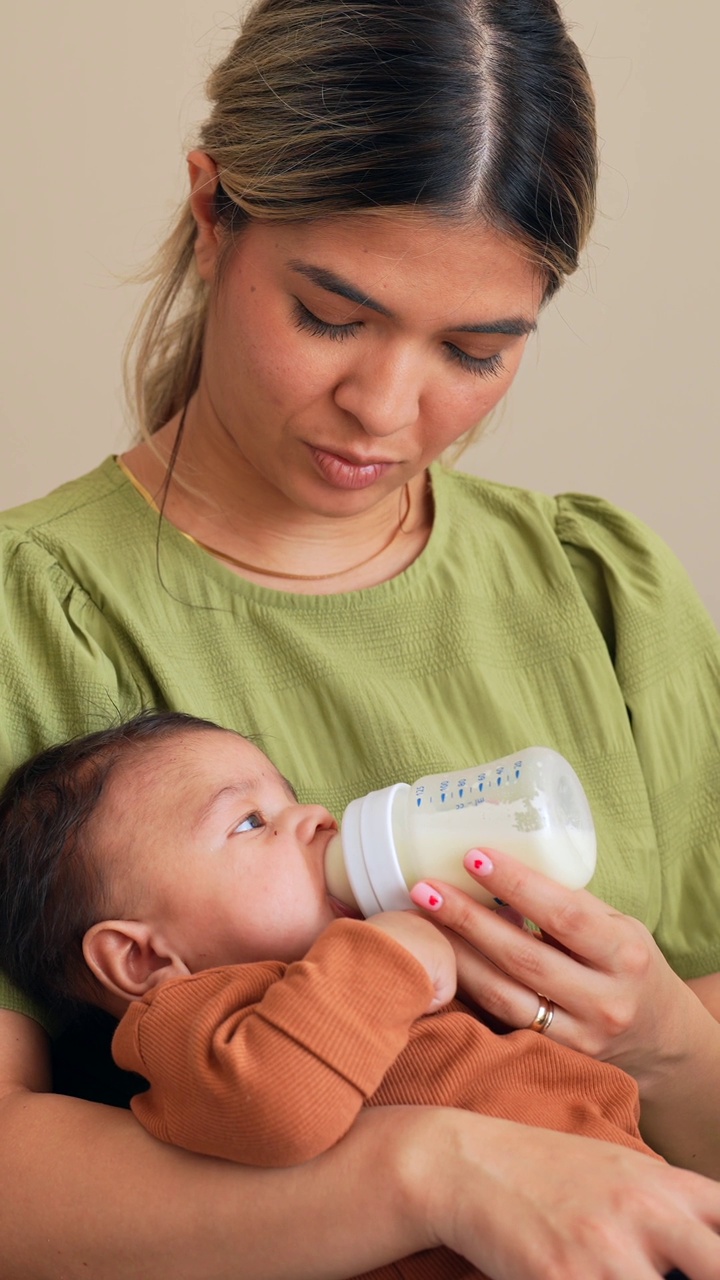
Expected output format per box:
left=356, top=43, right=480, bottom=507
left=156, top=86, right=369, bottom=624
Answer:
left=528, top=994, right=555, bottom=1034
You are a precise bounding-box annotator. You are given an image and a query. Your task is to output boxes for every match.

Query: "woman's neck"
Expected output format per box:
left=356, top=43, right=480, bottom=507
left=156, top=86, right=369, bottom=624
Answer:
left=120, top=412, right=433, bottom=594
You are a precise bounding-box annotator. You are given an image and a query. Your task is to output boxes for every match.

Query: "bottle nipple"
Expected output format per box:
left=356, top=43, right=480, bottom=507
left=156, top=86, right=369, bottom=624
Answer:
left=324, top=832, right=360, bottom=913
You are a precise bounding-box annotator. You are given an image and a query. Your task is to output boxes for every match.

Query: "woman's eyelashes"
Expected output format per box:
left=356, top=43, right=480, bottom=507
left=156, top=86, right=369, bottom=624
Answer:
left=293, top=299, right=361, bottom=342
left=292, top=299, right=506, bottom=379
left=445, top=345, right=505, bottom=379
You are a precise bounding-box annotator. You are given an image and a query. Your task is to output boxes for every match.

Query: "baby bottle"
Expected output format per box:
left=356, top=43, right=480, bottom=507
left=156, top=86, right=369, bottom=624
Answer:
left=325, top=747, right=597, bottom=917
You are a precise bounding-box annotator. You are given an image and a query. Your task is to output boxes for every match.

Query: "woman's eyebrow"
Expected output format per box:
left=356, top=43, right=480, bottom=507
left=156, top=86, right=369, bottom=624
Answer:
left=287, top=258, right=536, bottom=335
left=454, top=317, right=537, bottom=337
left=288, top=259, right=391, bottom=315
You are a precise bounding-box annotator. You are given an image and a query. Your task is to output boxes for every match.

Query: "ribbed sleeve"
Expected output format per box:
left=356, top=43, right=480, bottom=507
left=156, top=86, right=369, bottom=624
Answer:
left=112, top=920, right=433, bottom=1165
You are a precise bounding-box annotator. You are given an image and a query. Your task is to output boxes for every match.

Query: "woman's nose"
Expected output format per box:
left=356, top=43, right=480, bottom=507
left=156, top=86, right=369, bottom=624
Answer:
left=333, top=345, right=422, bottom=437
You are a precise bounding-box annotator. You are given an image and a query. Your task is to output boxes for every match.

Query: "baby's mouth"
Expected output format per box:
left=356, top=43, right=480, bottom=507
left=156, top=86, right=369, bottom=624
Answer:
left=327, top=894, right=364, bottom=921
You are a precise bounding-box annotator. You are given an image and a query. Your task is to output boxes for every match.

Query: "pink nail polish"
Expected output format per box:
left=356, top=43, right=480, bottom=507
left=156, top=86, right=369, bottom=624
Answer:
left=464, top=850, right=494, bottom=876
left=410, top=882, right=444, bottom=911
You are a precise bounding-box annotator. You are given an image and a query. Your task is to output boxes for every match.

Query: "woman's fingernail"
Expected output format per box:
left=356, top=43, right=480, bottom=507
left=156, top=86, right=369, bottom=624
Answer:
left=410, top=882, right=444, bottom=911
left=464, top=850, right=494, bottom=876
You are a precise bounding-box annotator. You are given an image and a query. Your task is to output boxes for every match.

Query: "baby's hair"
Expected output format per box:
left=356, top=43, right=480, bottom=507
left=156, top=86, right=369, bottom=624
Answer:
left=0, top=710, right=226, bottom=1019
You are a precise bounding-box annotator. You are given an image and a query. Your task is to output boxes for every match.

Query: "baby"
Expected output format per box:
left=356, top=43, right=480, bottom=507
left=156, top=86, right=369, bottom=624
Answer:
left=0, top=712, right=658, bottom=1194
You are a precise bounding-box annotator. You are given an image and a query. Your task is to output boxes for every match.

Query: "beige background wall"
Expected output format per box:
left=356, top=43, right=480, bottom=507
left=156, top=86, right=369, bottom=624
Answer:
left=2, top=1, right=718, bottom=622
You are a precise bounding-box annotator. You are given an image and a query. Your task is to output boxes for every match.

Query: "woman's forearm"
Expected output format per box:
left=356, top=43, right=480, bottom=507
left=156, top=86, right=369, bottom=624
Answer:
left=637, top=989, right=720, bottom=1179
left=0, top=1089, right=432, bottom=1280
left=3, top=1088, right=720, bottom=1279
left=3, top=1008, right=720, bottom=1280
left=687, top=971, right=720, bottom=1022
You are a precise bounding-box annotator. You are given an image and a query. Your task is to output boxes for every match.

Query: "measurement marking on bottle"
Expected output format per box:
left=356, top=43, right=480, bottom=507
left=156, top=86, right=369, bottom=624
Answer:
left=414, top=758, right=527, bottom=808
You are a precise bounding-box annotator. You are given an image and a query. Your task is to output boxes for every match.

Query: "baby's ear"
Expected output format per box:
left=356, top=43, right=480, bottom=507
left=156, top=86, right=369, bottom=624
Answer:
left=83, top=920, right=190, bottom=1005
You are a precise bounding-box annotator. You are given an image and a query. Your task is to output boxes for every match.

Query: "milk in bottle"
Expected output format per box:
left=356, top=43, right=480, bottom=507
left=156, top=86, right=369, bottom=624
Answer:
left=324, top=747, right=596, bottom=917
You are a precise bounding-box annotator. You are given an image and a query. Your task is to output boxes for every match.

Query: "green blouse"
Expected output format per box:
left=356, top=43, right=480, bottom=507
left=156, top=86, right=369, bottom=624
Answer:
left=1, top=457, right=718, bottom=1030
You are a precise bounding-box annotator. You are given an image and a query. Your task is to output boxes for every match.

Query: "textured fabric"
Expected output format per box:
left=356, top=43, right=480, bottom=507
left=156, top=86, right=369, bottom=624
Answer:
left=0, top=978, right=50, bottom=1029
left=114, top=919, right=651, bottom=1162
left=1, top=456, right=719, bottom=1034
left=114, top=919, right=656, bottom=1280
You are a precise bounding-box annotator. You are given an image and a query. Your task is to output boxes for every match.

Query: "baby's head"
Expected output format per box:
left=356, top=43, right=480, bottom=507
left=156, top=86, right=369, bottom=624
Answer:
left=0, top=712, right=340, bottom=1020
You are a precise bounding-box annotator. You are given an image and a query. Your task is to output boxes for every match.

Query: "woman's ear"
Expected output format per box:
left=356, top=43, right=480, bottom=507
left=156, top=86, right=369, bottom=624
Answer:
left=83, top=920, right=190, bottom=1006
left=187, top=149, right=222, bottom=282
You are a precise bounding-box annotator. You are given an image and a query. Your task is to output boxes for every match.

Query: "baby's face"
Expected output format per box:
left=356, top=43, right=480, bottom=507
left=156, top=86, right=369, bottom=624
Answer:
left=96, top=728, right=346, bottom=969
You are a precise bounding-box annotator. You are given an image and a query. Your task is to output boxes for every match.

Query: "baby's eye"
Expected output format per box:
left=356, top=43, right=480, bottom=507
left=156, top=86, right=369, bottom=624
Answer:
left=234, top=812, right=264, bottom=833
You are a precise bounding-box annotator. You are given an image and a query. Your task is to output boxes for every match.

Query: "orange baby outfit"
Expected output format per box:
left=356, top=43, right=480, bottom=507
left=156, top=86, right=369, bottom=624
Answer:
left=114, top=919, right=659, bottom=1279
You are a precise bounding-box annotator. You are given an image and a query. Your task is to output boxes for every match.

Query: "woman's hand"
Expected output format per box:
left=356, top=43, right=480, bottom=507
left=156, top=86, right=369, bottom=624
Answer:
left=410, top=847, right=696, bottom=1075
left=409, top=847, right=720, bottom=1175
left=416, top=1106, right=720, bottom=1280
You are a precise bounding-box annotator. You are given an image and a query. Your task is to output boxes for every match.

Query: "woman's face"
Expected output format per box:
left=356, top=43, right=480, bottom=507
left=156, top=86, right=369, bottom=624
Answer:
left=195, top=208, right=544, bottom=516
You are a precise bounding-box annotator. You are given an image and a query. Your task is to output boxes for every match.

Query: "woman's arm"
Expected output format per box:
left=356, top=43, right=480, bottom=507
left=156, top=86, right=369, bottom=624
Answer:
left=0, top=1009, right=436, bottom=1280
left=412, top=848, right=720, bottom=1178
left=1, top=1012, right=432, bottom=1280
left=687, top=972, right=720, bottom=1021
left=2, top=1010, right=720, bottom=1279
left=423, top=1108, right=720, bottom=1280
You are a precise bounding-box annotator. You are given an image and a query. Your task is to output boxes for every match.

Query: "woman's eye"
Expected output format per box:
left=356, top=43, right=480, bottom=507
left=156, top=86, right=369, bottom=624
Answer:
left=444, top=345, right=505, bottom=380
left=293, top=299, right=361, bottom=342
left=293, top=298, right=504, bottom=378
left=234, top=812, right=264, bottom=834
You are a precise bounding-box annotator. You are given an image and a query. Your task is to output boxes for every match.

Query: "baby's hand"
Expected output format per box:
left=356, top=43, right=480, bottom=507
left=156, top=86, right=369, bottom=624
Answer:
left=366, top=911, right=457, bottom=1012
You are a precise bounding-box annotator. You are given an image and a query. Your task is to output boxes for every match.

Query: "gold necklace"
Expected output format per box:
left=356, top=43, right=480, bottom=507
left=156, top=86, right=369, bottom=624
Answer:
left=116, top=456, right=413, bottom=582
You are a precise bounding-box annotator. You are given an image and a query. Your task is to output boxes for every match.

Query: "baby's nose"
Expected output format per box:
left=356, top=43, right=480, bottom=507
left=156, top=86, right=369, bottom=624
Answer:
left=294, top=805, right=338, bottom=845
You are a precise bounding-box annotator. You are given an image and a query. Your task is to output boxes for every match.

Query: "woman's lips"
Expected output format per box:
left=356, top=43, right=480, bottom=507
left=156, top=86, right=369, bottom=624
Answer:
left=308, top=445, right=395, bottom=490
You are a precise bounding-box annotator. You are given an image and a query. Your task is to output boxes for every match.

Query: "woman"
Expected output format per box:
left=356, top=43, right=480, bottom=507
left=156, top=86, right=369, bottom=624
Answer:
left=0, top=0, right=718, bottom=1276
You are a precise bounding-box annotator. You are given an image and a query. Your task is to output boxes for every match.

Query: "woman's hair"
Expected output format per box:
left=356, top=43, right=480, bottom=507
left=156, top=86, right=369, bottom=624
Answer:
left=0, top=711, right=224, bottom=1018
left=127, top=0, right=598, bottom=435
